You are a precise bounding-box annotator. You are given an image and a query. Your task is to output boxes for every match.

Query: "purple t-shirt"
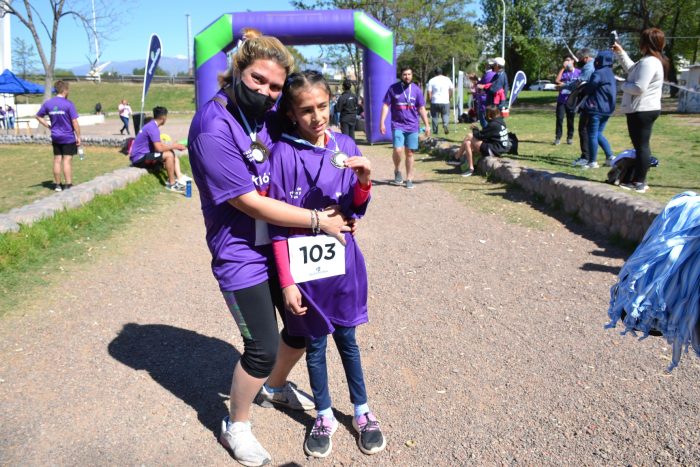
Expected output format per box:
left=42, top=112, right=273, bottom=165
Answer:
left=557, top=68, right=582, bottom=104
left=129, top=120, right=161, bottom=163
left=383, top=81, right=425, bottom=132
left=188, top=90, right=280, bottom=292
left=268, top=131, right=370, bottom=338
left=36, top=96, right=79, bottom=144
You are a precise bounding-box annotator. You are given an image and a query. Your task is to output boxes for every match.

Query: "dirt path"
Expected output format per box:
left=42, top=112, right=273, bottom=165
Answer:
left=1, top=143, right=699, bottom=466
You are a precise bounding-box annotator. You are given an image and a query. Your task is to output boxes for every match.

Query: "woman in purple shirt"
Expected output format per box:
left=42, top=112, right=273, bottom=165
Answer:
left=554, top=56, right=581, bottom=145
left=187, top=36, right=348, bottom=466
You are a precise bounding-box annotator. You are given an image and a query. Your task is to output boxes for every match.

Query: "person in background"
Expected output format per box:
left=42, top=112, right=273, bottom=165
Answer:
left=6, top=106, right=15, bottom=129
left=427, top=67, right=454, bottom=135
left=613, top=28, right=668, bottom=193
left=35, top=80, right=81, bottom=192
left=553, top=56, right=581, bottom=145
left=0, top=106, right=5, bottom=129
left=475, top=61, right=496, bottom=128
left=118, top=99, right=132, bottom=135
left=129, top=106, right=188, bottom=192
left=335, top=79, right=359, bottom=140
left=448, top=105, right=510, bottom=177
left=578, top=50, right=616, bottom=169
left=481, top=57, right=509, bottom=111
left=570, top=48, right=597, bottom=167
left=379, top=66, right=431, bottom=189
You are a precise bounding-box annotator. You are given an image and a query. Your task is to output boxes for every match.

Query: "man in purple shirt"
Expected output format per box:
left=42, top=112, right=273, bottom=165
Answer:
left=36, top=80, right=82, bottom=192
left=129, top=106, right=188, bottom=193
left=554, top=56, right=582, bottom=145
left=379, top=67, right=431, bottom=189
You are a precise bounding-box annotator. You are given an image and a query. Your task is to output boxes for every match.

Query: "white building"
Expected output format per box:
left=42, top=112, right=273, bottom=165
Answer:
left=678, top=65, right=700, bottom=113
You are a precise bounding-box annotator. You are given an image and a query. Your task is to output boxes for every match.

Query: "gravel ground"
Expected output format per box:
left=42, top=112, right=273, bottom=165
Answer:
left=1, top=132, right=699, bottom=466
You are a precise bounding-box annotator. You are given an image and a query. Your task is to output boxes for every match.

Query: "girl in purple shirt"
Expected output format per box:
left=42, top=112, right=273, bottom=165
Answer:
left=268, top=70, right=385, bottom=459
left=187, top=36, right=348, bottom=467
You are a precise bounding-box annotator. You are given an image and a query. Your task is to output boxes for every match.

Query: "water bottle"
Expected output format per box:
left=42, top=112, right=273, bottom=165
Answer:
left=78, top=147, right=85, bottom=160
left=185, top=180, right=192, bottom=198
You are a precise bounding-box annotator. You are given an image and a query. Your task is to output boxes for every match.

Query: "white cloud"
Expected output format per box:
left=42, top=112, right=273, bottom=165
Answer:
left=174, top=54, right=187, bottom=60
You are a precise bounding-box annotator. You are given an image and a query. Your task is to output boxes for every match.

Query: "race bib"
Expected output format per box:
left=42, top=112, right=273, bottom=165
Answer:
left=254, top=220, right=271, bottom=246
left=288, top=235, right=345, bottom=283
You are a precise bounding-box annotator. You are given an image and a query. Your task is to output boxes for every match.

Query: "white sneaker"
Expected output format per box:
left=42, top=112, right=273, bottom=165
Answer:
left=255, top=382, right=314, bottom=410
left=572, top=158, right=588, bottom=167
left=604, top=158, right=614, bottom=167
left=179, top=174, right=193, bottom=183
left=583, top=161, right=599, bottom=169
left=220, top=417, right=271, bottom=467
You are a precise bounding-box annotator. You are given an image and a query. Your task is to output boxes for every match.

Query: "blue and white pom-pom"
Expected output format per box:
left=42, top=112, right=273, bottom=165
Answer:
left=606, top=191, right=700, bottom=371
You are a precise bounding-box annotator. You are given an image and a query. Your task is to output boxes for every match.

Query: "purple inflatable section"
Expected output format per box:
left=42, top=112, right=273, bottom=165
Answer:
left=195, top=10, right=395, bottom=143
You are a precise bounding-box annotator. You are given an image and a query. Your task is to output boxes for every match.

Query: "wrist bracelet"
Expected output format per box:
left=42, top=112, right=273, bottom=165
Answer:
left=313, top=209, right=320, bottom=235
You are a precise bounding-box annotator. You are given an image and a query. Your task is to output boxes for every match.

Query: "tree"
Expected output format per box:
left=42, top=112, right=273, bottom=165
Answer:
left=12, top=37, right=40, bottom=79
left=0, top=0, right=122, bottom=100
left=132, top=66, right=168, bottom=77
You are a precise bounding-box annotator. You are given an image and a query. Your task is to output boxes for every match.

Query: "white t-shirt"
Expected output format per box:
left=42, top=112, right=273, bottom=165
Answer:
left=427, top=75, right=454, bottom=104
left=119, top=104, right=132, bottom=118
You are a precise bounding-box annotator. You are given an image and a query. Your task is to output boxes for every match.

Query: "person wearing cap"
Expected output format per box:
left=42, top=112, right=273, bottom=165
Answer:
left=427, top=67, right=454, bottom=135
left=569, top=48, right=597, bottom=167
left=335, top=79, right=359, bottom=140
left=482, top=57, right=509, bottom=111
left=379, top=66, right=431, bottom=189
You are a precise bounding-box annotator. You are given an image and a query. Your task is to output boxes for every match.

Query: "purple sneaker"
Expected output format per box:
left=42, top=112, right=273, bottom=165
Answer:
left=304, top=415, right=338, bottom=458
left=352, top=412, right=386, bottom=455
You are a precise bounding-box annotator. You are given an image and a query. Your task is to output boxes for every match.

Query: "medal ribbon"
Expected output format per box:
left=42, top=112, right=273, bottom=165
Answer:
left=281, top=129, right=341, bottom=155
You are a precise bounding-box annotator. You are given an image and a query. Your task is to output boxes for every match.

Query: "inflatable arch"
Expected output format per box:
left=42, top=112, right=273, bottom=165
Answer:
left=194, top=10, right=395, bottom=143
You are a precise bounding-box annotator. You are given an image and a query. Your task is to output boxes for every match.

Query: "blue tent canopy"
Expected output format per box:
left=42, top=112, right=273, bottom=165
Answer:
left=0, top=69, right=44, bottom=94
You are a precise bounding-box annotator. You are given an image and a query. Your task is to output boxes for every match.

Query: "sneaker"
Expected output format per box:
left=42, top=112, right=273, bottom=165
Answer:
left=304, top=415, right=338, bottom=458
left=405, top=180, right=414, bottom=189
left=353, top=412, right=386, bottom=455
left=566, top=138, right=573, bottom=145
left=444, top=126, right=449, bottom=135
left=583, top=161, right=599, bottom=169
left=604, top=157, right=614, bottom=167
left=255, top=382, right=314, bottom=411
left=54, top=183, right=63, bottom=192
left=553, top=138, right=561, bottom=145
left=572, top=158, right=588, bottom=167
left=219, top=417, right=271, bottom=467
left=179, top=174, right=193, bottom=183
left=63, top=183, right=73, bottom=190
left=446, top=159, right=462, bottom=166
left=620, top=182, right=649, bottom=193
left=165, top=181, right=186, bottom=193
left=461, top=168, right=474, bottom=177
left=391, top=170, right=403, bottom=186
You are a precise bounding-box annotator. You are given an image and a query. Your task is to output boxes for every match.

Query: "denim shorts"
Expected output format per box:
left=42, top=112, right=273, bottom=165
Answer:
left=392, top=129, right=419, bottom=150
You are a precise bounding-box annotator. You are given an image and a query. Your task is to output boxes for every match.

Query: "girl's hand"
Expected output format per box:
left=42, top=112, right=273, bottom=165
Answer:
left=283, top=284, right=307, bottom=316
left=345, top=156, right=371, bottom=186
left=317, top=206, right=350, bottom=245
left=612, top=42, right=624, bottom=54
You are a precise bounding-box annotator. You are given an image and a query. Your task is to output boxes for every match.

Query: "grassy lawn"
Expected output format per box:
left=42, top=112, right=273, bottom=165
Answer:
left=434, top=91, right=700, bottom=204
left=23, top=81, right=195, bottom=115
left=1, top=145, right=131, bottom=213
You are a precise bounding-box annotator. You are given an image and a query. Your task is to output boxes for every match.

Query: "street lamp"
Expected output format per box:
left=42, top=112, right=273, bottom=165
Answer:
left=500, top=0, right=506, bottom=58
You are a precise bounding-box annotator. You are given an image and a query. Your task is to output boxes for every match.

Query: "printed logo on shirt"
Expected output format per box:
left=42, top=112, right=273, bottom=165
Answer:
left=251, top=172, right=270, bottom=187
left=48, top=105, right=66, bottom=116
left=289, top=187, right=302, bottom=199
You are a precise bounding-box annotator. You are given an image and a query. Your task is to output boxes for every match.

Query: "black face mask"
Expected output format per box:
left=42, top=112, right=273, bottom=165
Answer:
left=233, top=76, right=276, bottom=121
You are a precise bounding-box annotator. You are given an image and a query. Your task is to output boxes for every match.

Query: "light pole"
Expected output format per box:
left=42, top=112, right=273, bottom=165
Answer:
left=500, top=0, right=506, bottom=58
left=186, top=14, right=193, bottom=75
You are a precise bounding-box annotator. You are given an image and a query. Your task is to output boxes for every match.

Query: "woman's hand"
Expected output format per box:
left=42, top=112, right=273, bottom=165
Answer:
left=345, top=156, right=371, bottom=186
left=317, top=206, right=350, bottom=245
left=283, top=284, right=307, bottom=316
left=612, top=42, right=624, bottom=54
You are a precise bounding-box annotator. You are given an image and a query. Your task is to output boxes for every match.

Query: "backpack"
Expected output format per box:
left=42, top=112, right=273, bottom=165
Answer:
left=507, top=132, right=519, bottom=155
left=120, top=137, right=135, bottom=156
left=565, top=81, right=587, bottom=113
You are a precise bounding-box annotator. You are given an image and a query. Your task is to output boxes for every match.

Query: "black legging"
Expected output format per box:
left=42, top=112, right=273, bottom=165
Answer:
left=626, top=110, right=660, bottom=184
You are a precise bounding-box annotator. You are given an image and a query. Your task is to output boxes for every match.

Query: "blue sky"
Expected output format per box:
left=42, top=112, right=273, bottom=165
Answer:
left=11, top=0, right=312, bottom=69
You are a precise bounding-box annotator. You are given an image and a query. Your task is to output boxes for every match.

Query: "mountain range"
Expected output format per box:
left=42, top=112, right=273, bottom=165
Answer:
left=71, top=56, right=190, bottom=76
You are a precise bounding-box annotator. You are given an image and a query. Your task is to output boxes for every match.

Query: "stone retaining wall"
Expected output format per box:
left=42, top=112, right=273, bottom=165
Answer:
left=0, top=135, right=126, bottom=147
left=0, top=167, right=148, bottom=234
left=421, top=138, right=664, bottom=243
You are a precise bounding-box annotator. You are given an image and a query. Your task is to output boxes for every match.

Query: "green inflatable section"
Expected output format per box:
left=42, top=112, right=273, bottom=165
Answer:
left=194, top=14, right=233, bottom=69
left=353, top=11, right=394, bottom=65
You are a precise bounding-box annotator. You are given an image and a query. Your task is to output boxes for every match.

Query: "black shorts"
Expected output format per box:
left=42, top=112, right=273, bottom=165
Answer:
left=52, top=143, right=77, bottom=156
left=479, top=142, right=499, bottom=158
left=132, top=152, right=163, bottom=168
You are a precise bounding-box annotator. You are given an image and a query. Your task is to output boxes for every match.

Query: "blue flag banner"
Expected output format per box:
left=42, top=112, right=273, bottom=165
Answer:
left=141, top=34, right=162, bottom=106
left=508, top=70, right=527, bottom=108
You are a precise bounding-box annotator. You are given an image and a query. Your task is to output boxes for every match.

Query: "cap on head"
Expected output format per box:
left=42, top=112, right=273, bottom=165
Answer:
left=494, top=57, right=505, bottom=67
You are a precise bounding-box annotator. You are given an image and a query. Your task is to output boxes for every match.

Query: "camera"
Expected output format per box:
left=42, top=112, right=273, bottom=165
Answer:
left=609, top=30, right=619, bottom=47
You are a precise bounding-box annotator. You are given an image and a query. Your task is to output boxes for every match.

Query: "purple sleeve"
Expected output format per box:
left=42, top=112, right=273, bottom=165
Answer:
left=267, top=145, right=292, bottom=241
left=36, top=102, right=47, bottom=118
left=68, top=102, right=79, bottom=120
left=382, top=87, right=393, bottom=106
left=414, top=85, right=426, bottom=107
left=189, top=132, right=256, bottom=206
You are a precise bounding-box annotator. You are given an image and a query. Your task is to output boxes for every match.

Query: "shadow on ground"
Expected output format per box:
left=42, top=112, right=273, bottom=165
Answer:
left=108, top=323, right=237, bottom=434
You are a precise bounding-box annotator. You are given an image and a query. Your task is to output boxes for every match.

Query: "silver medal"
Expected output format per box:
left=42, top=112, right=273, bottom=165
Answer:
left=331, top=152, right=348, bottom=169
left=250, top=142, right=269, bottom=163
